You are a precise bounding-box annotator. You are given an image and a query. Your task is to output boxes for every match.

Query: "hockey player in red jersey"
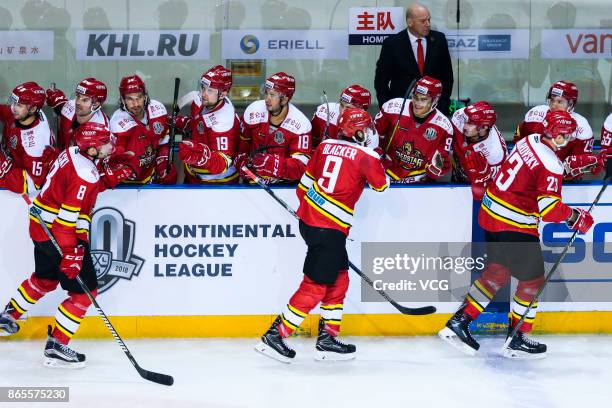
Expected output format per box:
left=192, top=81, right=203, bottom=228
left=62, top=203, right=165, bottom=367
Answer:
left=375, top=76, right=453, bottom=183
left=514, top=81, right=603, bottom=180
left=0, top=122, right=132, bottom=368
left=0, top=82, right=57, bottom=194
left=255, top=108, right=389, bottom=363
left=599, top=112, right=611, bottom=158
left=238, top=72, right=312, bottom=184
left=175, top=65, right=241, bottom=184
left=439, top=110, right=594, bottom=359
left=311, top=84, right=378, bottom=149
left=45, top=78, right=109, bottom=149
left=451, top=101, right=507, bottom=200
left=109, top=74, right=176, bottom=185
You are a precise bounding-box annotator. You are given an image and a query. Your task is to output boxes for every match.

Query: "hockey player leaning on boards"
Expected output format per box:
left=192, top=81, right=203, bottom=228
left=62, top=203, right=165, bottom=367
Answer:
left=514, top=80, right=605, bottom=180
left=374, top=76, right=453, bottom=184
left=0, top=82, right=58, bottom=194
left=439, top=110, right=598, bottom=359
left=175, top=65, right=242, bottom=184
left=0, top=123, right=133, bottom=369
left=451, top=101, right=508, bottom=201
left=255, top=108, right=390, bottom=363
left=236, top=72, right=312, bottom=184
left=46, top=77, right=109, bottom=150
left=109, top=74, right=177, bottom=185
left=311, top=84, right=378, bottom=150
left=601, top=112, right=612, bottom=159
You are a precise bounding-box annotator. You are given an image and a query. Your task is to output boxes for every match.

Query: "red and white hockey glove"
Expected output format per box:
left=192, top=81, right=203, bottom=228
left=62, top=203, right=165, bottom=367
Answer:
left=0, top=148, right=13, bottom=179
left=564, top=154, right=605, bottom=178
left=178, top=141, right=211, bottom=168
left=425, top=150, right=450, bottom=179
left=100, top=163, right=135, bottom=189
left=155, top=155, right=177, bottom=184
left=233, top=153, right=249, bottom=172
left=566, top=208, right=594, bottom=234
left=45, top=88, right=67, bottom=109
left=463, top=151, right=489, bottom=179
left=168, top=115, right=191, bottom=133
left=251, top=153, right=285, bottom=178
left=60, top=246, right=85, bottom=279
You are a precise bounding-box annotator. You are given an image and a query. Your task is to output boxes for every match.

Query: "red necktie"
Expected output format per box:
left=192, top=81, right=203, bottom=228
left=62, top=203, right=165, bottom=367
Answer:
left=416, top=38, right=425, bottom=75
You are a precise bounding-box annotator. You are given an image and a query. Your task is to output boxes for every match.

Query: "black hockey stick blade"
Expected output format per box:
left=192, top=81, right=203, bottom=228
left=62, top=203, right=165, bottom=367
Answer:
left=138, top=367, right=174, bottom=386
left=396, top=304, right=437, bottom=315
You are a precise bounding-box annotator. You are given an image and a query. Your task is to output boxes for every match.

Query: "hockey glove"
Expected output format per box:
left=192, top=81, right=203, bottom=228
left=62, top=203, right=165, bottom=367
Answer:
left=45, top=88, right=67, bottom=109
left=60, top=246, right=85, bottom=280
left=178, top=141, right=211, bottom=168
left=0, top=148, right=13, bottom=179
left=100, top=163, right=135, bottom=189
left=251, top=153, right=285, bottom=178
left=564, top=154, right=605, bottom=178
left=168, top=115, right=191, bottom=133
left=566, top=208, right=594, bottom=234
left=155, top=155, right=177, bottom=184
left=425, top=150, right=450, bottom=179
left=463, top=151, right=489, bottom=179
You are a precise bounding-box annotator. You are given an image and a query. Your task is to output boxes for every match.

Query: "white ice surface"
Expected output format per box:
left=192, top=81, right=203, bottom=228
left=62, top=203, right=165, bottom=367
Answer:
left=1, top=335, right=611, bottom=408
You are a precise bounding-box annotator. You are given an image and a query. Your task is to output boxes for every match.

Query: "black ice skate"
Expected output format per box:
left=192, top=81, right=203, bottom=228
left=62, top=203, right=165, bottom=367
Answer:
left=315, top=320, right=356, bottom=361
left=438, top=311, right=480, bottom=356
left=0, top=308, right=19, bottom=337
left=43, top=326, right=86, bottom=369
left=503, top=329, right=547, bottom=359
left=255, top=316, right=296, bottom=363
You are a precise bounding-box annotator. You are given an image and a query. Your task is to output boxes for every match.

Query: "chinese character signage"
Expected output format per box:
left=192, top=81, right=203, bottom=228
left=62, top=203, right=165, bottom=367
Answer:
left=0, top=31, right=53, bottom=60
left=348, top=7, right=404, bottom=45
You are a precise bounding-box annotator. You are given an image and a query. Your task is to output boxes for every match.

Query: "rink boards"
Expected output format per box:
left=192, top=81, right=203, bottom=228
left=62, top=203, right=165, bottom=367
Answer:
left=1, top=183, right=611, bottom=339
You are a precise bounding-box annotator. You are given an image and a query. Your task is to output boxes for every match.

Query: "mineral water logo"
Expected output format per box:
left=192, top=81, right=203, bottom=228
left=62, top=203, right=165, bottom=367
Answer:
left=240, top=35, right=259, bottom=54
left=90, top=207, right=144, bottom=293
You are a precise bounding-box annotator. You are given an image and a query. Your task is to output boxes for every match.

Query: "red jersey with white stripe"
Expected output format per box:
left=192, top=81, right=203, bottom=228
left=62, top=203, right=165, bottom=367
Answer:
left=242, top=100, right=312, bottom=182
left=451, top=106, right=508, bottom=184
left=30, top=147, right=100, bottom=249
left=185, top=97, right=241, bottom=184
left=110, top=99, right=168, bottom=183
left=0, top=106, right=54, bottom=189
left=58, top=100, right=109, bottom=149
left=601, top=113, right=612, bottom=155
left=375, top=99, right=453, bottom=183
left=479, top=134, right=573, bottom=237
left=297, top=139, right=389, bottom=235
left=311, top=102, right=379, bottom=149
left=516, top=105, right=594, bottom=163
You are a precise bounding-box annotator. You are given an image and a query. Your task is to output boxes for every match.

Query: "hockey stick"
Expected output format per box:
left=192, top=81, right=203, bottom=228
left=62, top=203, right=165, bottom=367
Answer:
left=502, top=161, right=612, bottom=353
left=384, top=78, right=416, bottom=154
left=321, top=90, right=331, bottom=141
left=50, top=83, right=60, bottom=149
left=22, top=195, right=174, bottom=386
left=241, top=166, right=436, bottom=316
left=166, top=77, right=181, bottom=174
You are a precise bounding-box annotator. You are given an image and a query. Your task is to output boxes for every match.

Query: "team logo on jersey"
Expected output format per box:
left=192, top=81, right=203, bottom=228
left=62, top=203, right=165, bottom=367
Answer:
left=153, top=121, right=164, bottom=135
left=274, top=131, right=285, bottom=144
left=90, top=207, right=144, bottom=294
left=424, top=127, right=438, bottom=141
left=396, top=142, right=424, bottom=169
left=197, top=121, right=205, bottom=134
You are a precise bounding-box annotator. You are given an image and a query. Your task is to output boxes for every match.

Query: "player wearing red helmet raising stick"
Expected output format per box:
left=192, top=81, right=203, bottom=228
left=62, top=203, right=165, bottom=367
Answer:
left=174, top=65, right=242, bottom=184
left=439, top=110, right=594, bottom=360
left=108, top=74, right=176, bottom=185
left=46, top=78, right=109, bottom=150
left=0, top=82, right=57, bottom=194
left=375, top=76, right=453, bottom=183
left=238, top=72, right=312, bottom=183
left=0, top=122, right=133, bottom=369
left=255, top=108, right=389, bottom=363
left=451, top=101, right=508, bottom=201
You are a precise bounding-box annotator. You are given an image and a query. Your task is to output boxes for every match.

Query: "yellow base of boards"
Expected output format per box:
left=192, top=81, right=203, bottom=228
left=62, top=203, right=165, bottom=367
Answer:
left=3, top=312, right=612, bottom=341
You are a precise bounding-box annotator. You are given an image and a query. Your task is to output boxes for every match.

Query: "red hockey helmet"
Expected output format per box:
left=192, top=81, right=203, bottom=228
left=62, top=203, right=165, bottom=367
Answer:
left=119, top=74, right=147, bottom=97
left=546, top=80, right=578, bottom=110
left=465, top=101, right=497, bottom=129
left=201, top=65, right=232, bottom=93
left=74, top=122, right=113, bottom=153
left=340, top=84, right=372, bottom=110
left=264, top=72, right=295, bottom=100
left=542, top=110, right=577, bottom=148
left=9, top=81, right=46, bottom=110
left=338, top=107, right=372, bottom=145
left=76, top=77, right=108, bottom=104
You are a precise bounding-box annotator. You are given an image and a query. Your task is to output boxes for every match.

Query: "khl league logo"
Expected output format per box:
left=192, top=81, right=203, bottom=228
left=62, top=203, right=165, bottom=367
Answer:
left=240, top=35, right=259, bottom=54
left=90, top=207, right=144, bottom=293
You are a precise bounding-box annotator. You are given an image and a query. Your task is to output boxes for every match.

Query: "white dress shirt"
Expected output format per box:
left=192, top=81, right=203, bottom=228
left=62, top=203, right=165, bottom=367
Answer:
left=407, top=29, right=427, bottom=62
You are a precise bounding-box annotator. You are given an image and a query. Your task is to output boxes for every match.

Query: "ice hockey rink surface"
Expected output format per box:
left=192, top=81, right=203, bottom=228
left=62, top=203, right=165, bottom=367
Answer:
left=1, top=335, right=611, bottom=408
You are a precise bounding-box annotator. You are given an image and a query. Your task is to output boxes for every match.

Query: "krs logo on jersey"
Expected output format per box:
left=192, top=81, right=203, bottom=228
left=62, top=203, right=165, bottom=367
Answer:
left=90, top=207, right=144, bottom=293
left=76, top=30, right=210, bottom=60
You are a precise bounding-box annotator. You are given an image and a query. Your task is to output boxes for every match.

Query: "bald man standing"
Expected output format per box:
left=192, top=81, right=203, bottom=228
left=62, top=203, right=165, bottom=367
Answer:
left=375, top=3, right=454, bottom=115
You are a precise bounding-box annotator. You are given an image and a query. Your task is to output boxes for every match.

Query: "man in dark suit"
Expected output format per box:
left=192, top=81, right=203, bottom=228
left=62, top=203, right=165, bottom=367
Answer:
left=375, top=4, right=454, bottom=115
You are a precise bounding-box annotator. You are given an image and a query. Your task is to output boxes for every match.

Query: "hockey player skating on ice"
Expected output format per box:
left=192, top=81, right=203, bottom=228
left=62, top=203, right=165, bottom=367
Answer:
left=109, top=74, right=176, bottom=185
left=439, top=110, right=597, bottom=359
left=0, top=82, right=57, bottom=194
left=255, top=108, right=389, bottom=363
left=0, top=123, right=133, bottom=368
left=450, top=101, right=507, bottom=201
